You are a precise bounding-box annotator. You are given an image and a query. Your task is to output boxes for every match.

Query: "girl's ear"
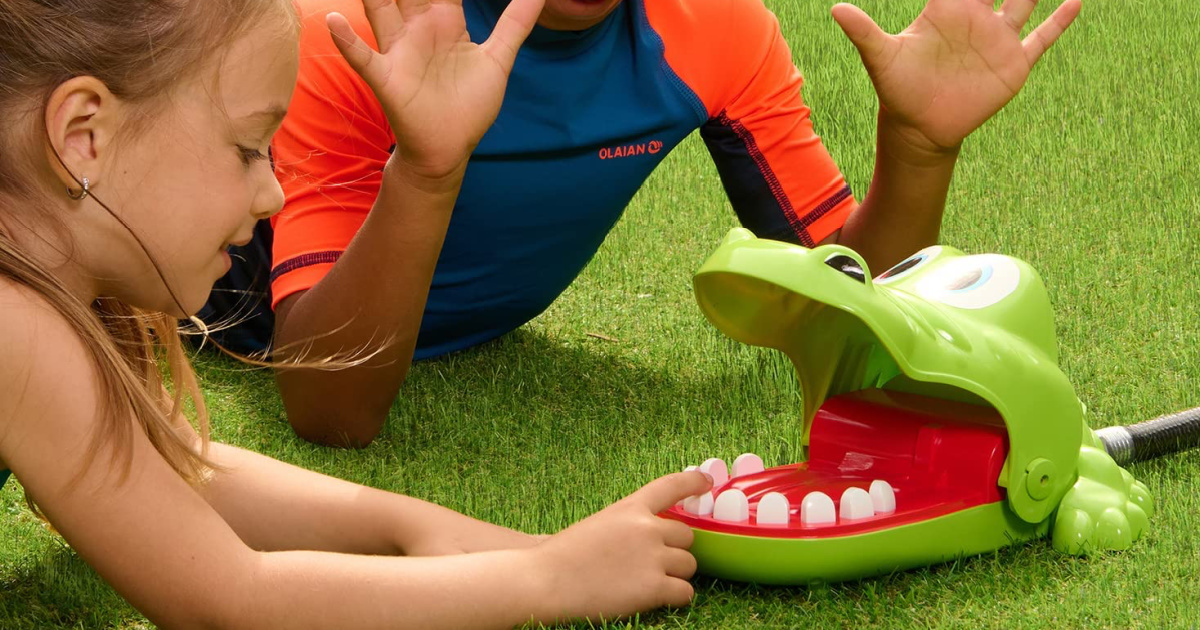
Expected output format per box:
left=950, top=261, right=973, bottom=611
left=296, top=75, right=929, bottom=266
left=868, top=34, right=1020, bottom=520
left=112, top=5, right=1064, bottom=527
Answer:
left=43, top=76, right=121, bottom=193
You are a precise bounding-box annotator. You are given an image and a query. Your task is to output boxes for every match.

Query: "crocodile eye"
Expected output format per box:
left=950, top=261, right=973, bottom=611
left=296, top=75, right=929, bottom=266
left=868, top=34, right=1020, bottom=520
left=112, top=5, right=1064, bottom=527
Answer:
left=824, top=254, right=866, bottom=283
left=945, top=265, right=989, bottom=292
left=916, top=255, right=1020, bottom=309
left=876, top=247, right=937, bottom=284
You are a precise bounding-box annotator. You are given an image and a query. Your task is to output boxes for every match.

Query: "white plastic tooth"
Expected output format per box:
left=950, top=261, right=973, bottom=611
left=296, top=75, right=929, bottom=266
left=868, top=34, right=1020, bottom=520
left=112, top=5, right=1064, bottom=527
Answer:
left=682, top=491, right=714, bottom=516
left=755, top=492, right=790, bottom=526
left=800, top=491, right=837, bottom=526
left=840, top=487, right=875, bottom=521
left=712, top=490, right=750, bottom=523
left=699, top=458, right=729, bottom=488
left=869, top=480, right=896, bottom=514
left=731, top=453, right=765, bottom=478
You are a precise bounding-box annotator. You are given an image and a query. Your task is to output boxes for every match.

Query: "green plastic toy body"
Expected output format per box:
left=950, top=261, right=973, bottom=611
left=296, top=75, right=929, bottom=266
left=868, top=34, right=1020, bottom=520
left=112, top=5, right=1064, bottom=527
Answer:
left=662, top=228, right=1152, bottom=584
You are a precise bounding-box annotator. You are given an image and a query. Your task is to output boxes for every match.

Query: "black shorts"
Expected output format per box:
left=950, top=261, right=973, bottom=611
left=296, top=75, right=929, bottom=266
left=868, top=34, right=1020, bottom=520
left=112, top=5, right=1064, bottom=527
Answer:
left=194, top=220, right=275, bottom=354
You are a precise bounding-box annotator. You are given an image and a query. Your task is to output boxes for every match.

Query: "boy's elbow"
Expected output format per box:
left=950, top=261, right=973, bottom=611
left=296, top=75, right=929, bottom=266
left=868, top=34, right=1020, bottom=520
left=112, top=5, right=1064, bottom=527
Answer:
left=287, top=406, right=386, bottom=448
left=274, top=359, right=405, bottom=448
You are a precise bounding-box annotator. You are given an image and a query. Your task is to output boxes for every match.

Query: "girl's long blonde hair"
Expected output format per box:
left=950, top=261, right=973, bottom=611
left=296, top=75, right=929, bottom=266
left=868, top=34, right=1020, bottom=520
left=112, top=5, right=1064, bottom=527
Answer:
left=0, top=0, right=299, bottom=507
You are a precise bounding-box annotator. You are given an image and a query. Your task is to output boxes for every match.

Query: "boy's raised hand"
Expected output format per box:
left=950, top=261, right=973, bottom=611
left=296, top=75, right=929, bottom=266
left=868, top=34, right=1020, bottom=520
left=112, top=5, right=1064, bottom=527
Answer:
left=328, top=0, right=545, bottom=183
left=530, top=471, right=713, bottom=623
left=832, top=0, right=1082, bottom=154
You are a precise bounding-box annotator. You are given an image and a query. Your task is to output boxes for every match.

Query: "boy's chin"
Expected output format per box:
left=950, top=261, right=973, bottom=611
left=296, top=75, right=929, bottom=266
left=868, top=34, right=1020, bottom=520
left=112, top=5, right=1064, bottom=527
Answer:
left=544, top=0, right=620, bottom=21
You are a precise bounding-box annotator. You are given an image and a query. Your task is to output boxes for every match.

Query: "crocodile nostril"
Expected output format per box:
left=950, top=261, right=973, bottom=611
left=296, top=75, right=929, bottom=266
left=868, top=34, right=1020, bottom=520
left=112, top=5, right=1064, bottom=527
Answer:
left=824, top=254, right=866, bottom=283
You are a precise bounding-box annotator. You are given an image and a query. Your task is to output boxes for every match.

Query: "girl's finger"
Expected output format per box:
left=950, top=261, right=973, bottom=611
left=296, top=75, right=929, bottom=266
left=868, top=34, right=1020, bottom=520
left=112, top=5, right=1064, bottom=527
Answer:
left=660, top=518, right=694, bottom=549
left=659, top=576, right=697, bottom=609
left=628, top=471, right=713, bottom=515
left=662, top=547, right=698, bottom=580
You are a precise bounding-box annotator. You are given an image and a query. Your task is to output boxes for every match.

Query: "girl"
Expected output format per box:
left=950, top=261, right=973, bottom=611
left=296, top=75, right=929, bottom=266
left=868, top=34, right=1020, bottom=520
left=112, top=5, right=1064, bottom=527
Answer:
left=0, top=0, right=710, bottom=627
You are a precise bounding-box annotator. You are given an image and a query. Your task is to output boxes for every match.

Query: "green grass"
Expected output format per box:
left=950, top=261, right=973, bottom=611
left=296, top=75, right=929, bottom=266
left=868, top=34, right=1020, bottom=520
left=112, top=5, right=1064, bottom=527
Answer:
left=4, top=0, right=1199, bottom=627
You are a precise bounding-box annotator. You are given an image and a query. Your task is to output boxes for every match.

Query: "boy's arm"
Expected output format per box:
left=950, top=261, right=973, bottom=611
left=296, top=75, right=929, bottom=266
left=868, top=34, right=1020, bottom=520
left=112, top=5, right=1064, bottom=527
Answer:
left=823, top=112, right=957, bottom=271
left=272, top=161, right=456, bottom=448
left=270, top=0, right=544, bottom=447
left=680, top=0, right=1077, bottom=274
left=829, top=0, right=1081, bottom=271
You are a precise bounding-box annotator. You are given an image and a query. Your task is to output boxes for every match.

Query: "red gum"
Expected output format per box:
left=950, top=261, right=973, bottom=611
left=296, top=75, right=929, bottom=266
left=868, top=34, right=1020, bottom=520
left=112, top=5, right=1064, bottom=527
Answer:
left=665, top=389, right=1009, bottom=538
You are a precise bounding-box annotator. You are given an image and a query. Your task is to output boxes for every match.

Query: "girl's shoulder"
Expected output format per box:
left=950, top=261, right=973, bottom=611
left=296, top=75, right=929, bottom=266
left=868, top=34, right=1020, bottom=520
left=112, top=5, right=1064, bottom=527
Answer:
left=0, top=277, right=106, bottom=481
left=0, top=277, right=90, bottom=366
left=0, top=278, right=99, bottom=422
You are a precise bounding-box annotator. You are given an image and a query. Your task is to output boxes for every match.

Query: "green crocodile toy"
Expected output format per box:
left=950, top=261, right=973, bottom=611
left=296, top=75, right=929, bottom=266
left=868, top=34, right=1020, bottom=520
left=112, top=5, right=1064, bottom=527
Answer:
left=661, top=228, right=1153, bottom=584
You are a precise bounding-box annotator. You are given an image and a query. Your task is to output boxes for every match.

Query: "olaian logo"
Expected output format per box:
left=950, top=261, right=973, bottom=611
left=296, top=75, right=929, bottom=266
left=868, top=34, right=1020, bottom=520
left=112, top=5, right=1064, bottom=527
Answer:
left=599, top=140, right=664, bottom=160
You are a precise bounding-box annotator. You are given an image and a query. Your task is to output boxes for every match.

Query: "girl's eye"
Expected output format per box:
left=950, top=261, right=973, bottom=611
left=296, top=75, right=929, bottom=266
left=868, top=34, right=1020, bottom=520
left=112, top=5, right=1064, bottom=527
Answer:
left=237, top=145, right=268, bottom=166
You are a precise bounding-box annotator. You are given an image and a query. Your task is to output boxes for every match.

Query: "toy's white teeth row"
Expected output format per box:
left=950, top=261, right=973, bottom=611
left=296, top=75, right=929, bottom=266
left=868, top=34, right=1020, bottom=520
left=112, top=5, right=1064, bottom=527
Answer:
left=680, top=455, right=896, bottom=527
left=689, top=454, right=762, bottom=486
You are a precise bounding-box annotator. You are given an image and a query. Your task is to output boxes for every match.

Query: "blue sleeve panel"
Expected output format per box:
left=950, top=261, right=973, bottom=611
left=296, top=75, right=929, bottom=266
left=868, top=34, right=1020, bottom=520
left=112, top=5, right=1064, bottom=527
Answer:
left=701, top=116, right=808, bottom=246
left=414, top=0, right=708, bottom=358
left=268, top=0, right=853, bottom=360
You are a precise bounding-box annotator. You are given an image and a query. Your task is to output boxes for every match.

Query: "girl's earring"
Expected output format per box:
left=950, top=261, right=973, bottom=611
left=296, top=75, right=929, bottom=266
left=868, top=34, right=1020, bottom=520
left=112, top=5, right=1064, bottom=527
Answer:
left=66, top=176, right=90, bottom=201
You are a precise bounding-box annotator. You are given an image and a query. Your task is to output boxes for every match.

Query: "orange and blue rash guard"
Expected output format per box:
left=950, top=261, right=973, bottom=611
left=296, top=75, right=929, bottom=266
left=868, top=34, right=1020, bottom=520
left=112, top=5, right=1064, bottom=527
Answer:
left=272, top=0, right=857, bottom=359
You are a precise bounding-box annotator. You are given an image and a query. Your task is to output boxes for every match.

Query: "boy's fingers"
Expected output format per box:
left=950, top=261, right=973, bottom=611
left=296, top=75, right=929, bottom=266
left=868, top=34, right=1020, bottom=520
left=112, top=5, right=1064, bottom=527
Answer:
left=481, top=0, right=545, bottom=71
left=1000, top=0, right=1038, bottom=32
left=632, top=471, right=713, bottom=514
left=831, top=3, right=890, bottom=64
left=328, top=13, right=378, bottom=79
left=397, top=0, right=432, bottom=21
left=359, top=0, right=406, bottom=50
left=1022, top=0, right=1081, bottom=64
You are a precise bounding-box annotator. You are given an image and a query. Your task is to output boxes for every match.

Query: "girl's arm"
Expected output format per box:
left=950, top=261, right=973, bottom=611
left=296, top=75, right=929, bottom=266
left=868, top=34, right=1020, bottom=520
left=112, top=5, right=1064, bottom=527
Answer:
left=200, top=441, right=540, bottom=556
left=0, top=288, right=709, bottom=628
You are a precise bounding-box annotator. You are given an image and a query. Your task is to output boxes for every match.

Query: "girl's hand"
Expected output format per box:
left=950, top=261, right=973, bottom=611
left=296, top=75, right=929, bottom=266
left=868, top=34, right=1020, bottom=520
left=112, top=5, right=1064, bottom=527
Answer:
left=328, top=0, right=545, bottom=183
left=529, top=471, right=713, bottom=623
left=832, top=0, right=1081, bottom=157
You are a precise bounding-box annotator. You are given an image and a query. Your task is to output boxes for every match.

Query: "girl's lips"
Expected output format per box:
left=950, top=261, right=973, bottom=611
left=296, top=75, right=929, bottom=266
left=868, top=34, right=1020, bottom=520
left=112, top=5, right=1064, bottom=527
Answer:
left=226, top=234, right=253, bottom=248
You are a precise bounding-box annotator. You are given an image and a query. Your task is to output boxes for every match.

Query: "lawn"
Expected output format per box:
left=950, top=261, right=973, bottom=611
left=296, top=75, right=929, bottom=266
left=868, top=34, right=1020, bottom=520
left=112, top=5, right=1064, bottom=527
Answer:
left=2, top=0, right=1198, bottom=627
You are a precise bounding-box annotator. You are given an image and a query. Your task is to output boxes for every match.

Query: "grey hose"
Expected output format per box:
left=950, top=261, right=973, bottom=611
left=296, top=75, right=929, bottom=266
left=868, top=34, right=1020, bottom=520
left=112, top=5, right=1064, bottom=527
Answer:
left=1095, top=407, right=1200, bottom=465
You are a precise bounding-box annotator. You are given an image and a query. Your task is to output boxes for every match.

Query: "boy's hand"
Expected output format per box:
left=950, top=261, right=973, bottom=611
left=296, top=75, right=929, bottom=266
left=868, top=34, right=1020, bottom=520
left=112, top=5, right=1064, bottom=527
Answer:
left=528, top=471, right=713, bottom=623
left=328, top=0, right=545, bottom=185
left=833, top=0, right=1082, bottom=157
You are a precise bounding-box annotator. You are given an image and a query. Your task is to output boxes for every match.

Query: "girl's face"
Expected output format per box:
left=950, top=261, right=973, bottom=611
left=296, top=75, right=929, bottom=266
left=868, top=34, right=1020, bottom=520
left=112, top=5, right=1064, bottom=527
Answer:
left=69, top=26, right=299, bottom=316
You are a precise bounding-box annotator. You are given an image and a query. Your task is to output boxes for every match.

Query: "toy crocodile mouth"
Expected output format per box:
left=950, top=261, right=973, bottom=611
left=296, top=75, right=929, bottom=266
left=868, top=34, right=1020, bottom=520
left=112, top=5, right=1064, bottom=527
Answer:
left=663, top=387, right=1010, bottom=538
left=660, top=239, right=1018, bottom=540
left=655, top=230, right=1077, bottom=583
left=659, top=230, right=1158, bottom=583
